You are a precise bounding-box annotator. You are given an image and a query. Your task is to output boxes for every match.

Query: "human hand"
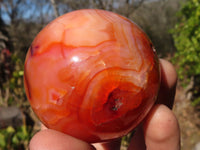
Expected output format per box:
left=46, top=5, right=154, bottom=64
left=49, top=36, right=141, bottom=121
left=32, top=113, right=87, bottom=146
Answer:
left=29, top=59, right=180, bottom=150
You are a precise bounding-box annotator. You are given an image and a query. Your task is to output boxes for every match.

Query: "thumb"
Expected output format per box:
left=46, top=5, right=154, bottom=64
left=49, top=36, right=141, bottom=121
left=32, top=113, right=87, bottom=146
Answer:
left=29, top=129, right=95, bottom=150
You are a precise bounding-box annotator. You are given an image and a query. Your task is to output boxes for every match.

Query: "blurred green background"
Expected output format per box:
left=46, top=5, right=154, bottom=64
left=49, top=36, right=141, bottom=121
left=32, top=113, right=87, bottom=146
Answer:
left=0, top=0, right=200, bottom=149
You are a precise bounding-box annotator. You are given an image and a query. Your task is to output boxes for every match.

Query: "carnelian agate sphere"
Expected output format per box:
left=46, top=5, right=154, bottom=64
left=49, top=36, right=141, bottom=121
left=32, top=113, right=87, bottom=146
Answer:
left=24, top=9, right=160, bottom=143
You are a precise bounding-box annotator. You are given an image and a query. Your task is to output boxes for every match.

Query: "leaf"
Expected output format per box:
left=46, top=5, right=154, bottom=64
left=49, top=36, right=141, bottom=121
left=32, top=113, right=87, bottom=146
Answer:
left=6, top=126, right=15, bottom=134
left=0, top=133, right=6, bottom=148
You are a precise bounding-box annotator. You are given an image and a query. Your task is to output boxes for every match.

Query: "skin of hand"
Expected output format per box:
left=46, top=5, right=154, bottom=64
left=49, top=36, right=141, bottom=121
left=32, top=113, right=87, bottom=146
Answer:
left=29, top=59, right=180, bottom=150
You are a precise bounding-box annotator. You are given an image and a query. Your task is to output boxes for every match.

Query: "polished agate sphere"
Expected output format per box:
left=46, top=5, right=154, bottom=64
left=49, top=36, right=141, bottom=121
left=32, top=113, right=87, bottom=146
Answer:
left=24, top=9, right=160, bottom=143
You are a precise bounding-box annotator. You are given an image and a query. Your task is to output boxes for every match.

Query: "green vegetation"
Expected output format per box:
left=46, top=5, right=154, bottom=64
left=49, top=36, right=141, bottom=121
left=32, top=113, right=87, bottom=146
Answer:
left=0, top=52, right=31, bottom=150
left=1, top=0, right=199, bottom=149
left=0, top=126, right=33, bottom=150
left=172, top=0, right=200, bottom=80
left=172, top=0, right=200, bottom=105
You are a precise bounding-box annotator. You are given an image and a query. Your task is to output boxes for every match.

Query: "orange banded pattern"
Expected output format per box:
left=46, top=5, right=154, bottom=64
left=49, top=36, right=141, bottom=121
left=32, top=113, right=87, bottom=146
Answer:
left=24, top=9, right=160, bottom=143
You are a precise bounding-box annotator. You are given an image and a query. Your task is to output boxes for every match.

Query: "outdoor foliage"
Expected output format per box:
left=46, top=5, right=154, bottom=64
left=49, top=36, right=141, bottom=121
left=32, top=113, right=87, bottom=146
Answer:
left=172, top=0, right=200, bottom=105
left=0, top=125, right=32, bottom=150
left=172, top=0, right=200, bottom=80
left=0, top=50, right=26, bottom=107
left=0, top=0, right=188, bottom=149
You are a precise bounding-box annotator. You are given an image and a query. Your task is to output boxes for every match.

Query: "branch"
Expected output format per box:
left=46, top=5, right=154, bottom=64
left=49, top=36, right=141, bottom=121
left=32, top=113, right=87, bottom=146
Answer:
left=126, top=0, right=131, bottom=4
left=92, top=0, right=105, bottom=10
left=134, top=0, right=145, bottom=10
left=126, top=0, right=145, bottom=17
left=50, top=0, right=59, bottom=17
left=97, top=0, right=105, bottom=9
left=107, top=0, right=114, bottom=11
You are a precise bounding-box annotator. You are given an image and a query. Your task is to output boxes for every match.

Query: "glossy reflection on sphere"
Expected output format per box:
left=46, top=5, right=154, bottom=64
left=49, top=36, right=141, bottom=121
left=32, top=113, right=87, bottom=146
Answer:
left=24, top=9, right=160, bottom=143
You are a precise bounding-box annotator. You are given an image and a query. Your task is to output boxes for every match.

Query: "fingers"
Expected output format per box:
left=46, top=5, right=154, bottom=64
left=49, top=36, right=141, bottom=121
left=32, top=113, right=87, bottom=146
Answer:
left=92, top=59, right=178, bottom=150
left=142, top=104, right=180, bottom=150
left=127, top=125, right=146, bottom=150
left=29, top=59, right=179, bottom=150
left=128, top=105, right=180, bottom=150
left=29, top=129, right=95, bottom=150
left=92, top=139, right=121, bottom=150
left=157, top=59, right=178, bottom=108
left=128, top=59, right=180, bottom=150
